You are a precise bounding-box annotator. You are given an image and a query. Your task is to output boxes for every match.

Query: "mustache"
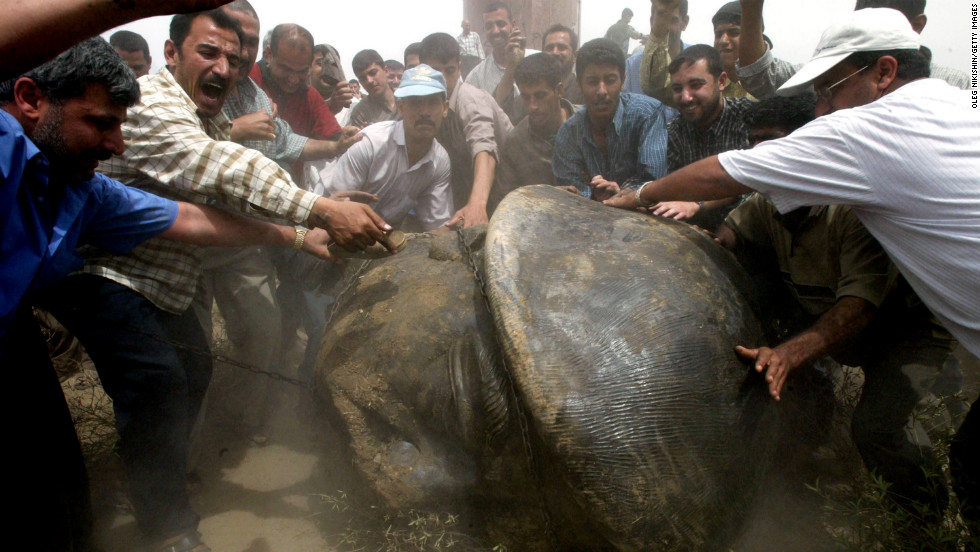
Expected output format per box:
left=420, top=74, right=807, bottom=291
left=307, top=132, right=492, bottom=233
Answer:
left=414, top=118, right=435, bottom=127
left=202, top=74, right=229, bottom=92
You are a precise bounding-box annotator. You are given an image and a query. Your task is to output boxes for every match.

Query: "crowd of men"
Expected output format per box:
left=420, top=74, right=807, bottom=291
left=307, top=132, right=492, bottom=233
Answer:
left=1, top=0, right=977, bottom=550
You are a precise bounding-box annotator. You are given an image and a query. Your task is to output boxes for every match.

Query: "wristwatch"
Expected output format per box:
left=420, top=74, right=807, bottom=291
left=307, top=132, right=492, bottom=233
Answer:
left=292, top=227, right=308, bottom=250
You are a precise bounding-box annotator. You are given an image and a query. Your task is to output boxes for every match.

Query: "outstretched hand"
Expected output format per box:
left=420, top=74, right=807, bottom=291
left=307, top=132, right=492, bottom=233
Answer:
left=735, top=345, right=792, bottom=401
left=650, top=201, right=700, bottom=221
left=309, top=197, right=395, bottom=252
left=299, top=227, right=341, bottom=263
left=444, top=202, right=489, bottom=229
left=589, top=175, right=621, bottom=202
left=602, top=188, right=638, bottom=210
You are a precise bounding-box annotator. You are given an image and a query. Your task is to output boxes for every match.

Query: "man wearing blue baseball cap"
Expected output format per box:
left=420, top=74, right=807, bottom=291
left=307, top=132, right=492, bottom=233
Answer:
left=326, top=64, right=454, bottom=232
left=605, top=8, right=980, bottom=533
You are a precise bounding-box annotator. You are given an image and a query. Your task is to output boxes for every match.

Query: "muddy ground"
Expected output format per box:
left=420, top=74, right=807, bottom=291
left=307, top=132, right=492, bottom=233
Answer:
left=63, top=321, right=979, bottom=551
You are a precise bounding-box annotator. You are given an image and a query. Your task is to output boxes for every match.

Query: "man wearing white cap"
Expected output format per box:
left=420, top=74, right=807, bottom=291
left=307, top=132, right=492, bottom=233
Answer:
left=605, top=8, right=980, bottom=531
left=326, top=64, right=454, bottom=232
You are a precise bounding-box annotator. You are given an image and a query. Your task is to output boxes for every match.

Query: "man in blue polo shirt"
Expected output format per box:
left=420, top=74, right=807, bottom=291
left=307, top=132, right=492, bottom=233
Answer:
left=0, top=38, right=342, bottom=552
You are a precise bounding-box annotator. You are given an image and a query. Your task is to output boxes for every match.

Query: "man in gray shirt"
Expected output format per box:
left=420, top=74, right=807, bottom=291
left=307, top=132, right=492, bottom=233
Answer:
left=349, top=49, right=401, bottom=128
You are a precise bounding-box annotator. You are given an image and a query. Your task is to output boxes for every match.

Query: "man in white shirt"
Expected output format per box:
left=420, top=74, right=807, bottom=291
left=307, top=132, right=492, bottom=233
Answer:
left=328, top=64, right=453, bottom=231
left=464, top=1, right=534, bottom=122
left=606, top=8, right=980, bottom=535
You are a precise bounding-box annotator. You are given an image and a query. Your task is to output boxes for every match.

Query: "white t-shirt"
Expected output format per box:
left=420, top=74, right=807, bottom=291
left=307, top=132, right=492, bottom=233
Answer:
left=719, top=79, right=980, bottom=358
left=326, top=120, right=453, bottom=230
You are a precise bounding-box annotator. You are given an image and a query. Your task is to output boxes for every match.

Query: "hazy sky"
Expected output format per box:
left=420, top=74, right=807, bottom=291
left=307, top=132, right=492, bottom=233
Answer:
left=104, top=0, right=972, bottom=80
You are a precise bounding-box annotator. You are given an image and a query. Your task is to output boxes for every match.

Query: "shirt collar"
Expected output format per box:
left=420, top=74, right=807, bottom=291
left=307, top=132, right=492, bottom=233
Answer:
left=1, top=110, right=49, bottom=191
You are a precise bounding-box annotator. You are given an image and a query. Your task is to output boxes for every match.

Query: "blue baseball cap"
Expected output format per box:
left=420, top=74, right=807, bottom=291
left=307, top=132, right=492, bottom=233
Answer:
left=394, top=64, right=447, bottom=98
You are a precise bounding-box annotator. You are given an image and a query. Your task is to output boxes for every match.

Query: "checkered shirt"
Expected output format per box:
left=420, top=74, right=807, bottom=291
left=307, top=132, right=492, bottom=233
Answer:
left=80, top=69, right=319, bottom=314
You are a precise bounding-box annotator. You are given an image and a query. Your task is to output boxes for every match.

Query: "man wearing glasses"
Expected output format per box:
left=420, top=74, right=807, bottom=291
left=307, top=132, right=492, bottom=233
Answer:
left=604, top=8, right=980, bottom=536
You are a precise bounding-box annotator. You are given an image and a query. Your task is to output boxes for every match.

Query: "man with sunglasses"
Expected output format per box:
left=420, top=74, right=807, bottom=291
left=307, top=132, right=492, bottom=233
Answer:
left=605, top=8, right=979, bottom=536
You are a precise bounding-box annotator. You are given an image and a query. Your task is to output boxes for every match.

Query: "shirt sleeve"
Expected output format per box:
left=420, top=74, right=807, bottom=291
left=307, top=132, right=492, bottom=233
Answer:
left=640, top=35, right=675, bottom=107
left=272, top=113, right=308, bottom=165
left=718, top=119, right=875, bottom=214
left=735, top=46, right=800, bottom=100
left=552, top=122, right=590, bottom=197
left=415, top=156, right=454, bottom=230
left=81, top=175, right=179, bottom=255
left=723, top=193, right=774, bottom=249
left=106, top=92, right=320, bottom=226
left=835, top=207, right=891, bottom=307
left=456, top=88, right=501, bottom=161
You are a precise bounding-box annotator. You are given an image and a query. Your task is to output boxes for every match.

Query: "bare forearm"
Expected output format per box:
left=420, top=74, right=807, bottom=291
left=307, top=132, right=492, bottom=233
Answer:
left=1, top=0, right=230, bottom=80
left=738, top=0, right=767, bottom=68
left=160, top=202, right=294, bottom=248
left=469, top=151, right=496, bottom=207
left=299, top=138, right=339, bottom=162
left=640, top=156, right=752, bottom=205
left=775, top=296, right=876, bottom=370
left=494, top=68, right=517, bottom=109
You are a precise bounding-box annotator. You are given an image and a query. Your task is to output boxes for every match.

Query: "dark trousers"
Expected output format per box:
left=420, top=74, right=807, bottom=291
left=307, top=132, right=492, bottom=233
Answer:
left=37, top=274, right=211, bottom=541
left=4, top=304, right=92, bottom=551
left=951, top=398, right=980, bottom=538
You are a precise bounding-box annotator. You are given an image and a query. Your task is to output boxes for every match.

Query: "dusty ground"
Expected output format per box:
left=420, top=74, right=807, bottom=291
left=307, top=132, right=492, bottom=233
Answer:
left=64, top=325, right=979, bottom=551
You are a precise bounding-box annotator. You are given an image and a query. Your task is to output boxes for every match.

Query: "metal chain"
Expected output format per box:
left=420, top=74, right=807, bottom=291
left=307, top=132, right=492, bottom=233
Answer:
left=453, top=226, right=559, bottom=549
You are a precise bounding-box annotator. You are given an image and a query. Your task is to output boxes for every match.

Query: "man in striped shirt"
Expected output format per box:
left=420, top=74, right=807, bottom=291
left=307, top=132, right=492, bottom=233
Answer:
left=651, top=44, right=751, bottom=231
left=552, top=38, right=668, bottom=201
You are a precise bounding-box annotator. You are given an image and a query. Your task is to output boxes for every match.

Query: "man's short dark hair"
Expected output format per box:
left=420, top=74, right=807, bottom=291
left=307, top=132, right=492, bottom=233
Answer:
left=575, top=38, right=625, bottom=80
left=352, top=49, right=384, bottom=76
left=484, top=1, right=512, bottom=19
left=515, top=52, right=563, bottom=89
left=385, top=59, right=404, bottom=71
left=0, top=37, right=139, bottom=107
left=312, top=44, right=331, bottom=58
left=109, top=30, right=150, bottom=62
left=668, top=44, right=724, bottom=78
left=170, top=9, right=244, bottom=52
left=854, top=0, right=926, bottom=23
left=349, top=78, right=359, bottom=85
left=404, top=42, right=422, bottom=64
left=622, top=7, right=634, bottom=18
left=712, top=1, right=742, bottom=27
left=542, top=24, right=579, bottom=53
left=743, top=93, right=817, bottom=134
left=224, top=0, right=258, bottom=19
left=420, top=33, right=460, bottom=64
left=845, top=48, right=930, bottom=81
left=268, top=23, right=315, bottom=56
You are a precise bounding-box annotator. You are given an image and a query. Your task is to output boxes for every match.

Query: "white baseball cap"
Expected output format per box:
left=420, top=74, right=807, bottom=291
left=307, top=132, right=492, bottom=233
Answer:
left=393, top=64, right=447, bottom=98
left=777, top=8, right=919, bottom=97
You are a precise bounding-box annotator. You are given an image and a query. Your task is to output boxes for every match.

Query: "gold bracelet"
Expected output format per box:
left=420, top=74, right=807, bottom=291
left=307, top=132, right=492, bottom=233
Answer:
left=292, top=228, right=308, bottom=250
